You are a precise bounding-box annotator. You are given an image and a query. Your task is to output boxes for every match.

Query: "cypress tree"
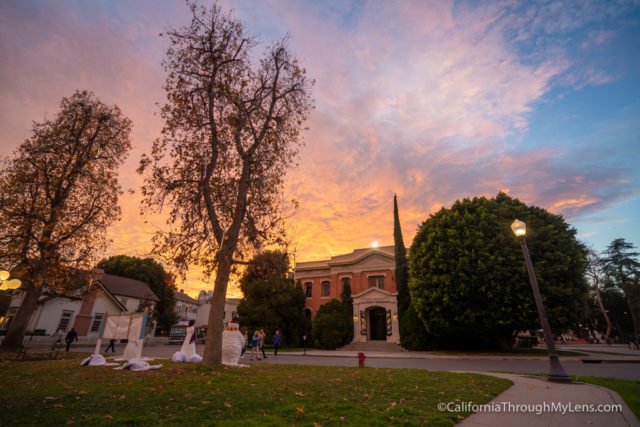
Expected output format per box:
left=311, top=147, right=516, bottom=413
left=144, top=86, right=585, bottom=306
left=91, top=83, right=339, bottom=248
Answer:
left=394, top=194, right=410, bottom=319
left=340, top=279, right=354, bottom=342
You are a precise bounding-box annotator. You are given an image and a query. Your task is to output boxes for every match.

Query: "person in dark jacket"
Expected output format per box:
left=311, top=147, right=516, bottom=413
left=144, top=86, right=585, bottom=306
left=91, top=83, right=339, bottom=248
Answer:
left=65, top=328, right=78, bottom=351
left=272, top=330, right=282, bottom=356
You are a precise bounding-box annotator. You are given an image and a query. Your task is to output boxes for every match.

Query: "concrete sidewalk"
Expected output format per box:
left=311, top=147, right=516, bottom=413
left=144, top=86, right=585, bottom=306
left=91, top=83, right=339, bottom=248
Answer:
left=556, top=344, right=640, bottom=357
left=282, top=349, right=580, bottom=361
left=286, top=348, right=640, bottom=363
left=459, top=373, right=639, bottom=427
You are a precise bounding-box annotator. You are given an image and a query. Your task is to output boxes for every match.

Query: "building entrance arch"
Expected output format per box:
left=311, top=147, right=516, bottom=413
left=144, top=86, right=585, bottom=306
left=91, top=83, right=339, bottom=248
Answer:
left=350, top=287, right=399, bottom=344
left=368, top=307, right=387, bottom=341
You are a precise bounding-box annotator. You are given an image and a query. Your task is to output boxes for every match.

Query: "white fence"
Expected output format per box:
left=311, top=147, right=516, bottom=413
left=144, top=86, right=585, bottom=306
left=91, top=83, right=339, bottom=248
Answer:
left=0, top=334, right=170, bottom=347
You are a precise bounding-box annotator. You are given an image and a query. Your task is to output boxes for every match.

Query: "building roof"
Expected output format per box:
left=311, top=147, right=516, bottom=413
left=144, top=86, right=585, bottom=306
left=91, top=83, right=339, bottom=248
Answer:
left=175, top=291, right=199, bottom=304
left=98, top=274, right=159, bottom=302
left=295, top=246, right=396, bottom=271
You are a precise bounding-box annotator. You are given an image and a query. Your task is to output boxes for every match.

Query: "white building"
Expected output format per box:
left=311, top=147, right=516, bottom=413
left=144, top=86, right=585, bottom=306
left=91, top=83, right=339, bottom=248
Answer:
left=0, top=272, right=159, bottom=338
left=174, top=291, right=199, bottom=322
left=196, top=298, right=240, bottom=328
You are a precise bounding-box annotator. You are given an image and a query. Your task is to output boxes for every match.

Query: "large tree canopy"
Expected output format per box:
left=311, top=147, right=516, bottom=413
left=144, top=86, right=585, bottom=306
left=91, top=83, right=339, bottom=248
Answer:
left=138, top=1, right=312, bottom=365
left=409, top=192, right=588, bottom=350
left=0, top=91, right=131, bottom=349
left=237, top=250, right=307, bottom=347
left=97, top=255, right=178, bottom=333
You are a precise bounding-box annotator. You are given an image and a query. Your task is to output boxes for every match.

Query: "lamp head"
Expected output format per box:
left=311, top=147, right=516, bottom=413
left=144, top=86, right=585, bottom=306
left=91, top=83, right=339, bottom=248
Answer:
left=511, top=219, right=527, bottom=238
left=0, top=278, right=21, bottom=290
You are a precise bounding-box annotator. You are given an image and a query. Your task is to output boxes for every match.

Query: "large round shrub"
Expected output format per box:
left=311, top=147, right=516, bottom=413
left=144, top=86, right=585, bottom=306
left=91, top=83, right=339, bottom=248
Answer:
left=312, top=299, right=353, bottom=349
left=409, top=192, right=588, bottom=350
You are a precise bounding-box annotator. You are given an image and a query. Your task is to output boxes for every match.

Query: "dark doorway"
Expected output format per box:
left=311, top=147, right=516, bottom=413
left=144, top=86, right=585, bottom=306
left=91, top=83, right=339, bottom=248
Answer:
left=369, top=307, right=387, bottom=341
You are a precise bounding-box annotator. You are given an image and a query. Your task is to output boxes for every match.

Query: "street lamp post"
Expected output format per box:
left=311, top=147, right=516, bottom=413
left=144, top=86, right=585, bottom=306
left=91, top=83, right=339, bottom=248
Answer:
left=511, top=219, right=571, bottom=383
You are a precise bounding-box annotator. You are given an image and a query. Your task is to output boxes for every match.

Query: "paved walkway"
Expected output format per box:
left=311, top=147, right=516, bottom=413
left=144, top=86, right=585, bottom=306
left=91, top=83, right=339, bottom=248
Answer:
left=459, top=373, right=639, bottom=427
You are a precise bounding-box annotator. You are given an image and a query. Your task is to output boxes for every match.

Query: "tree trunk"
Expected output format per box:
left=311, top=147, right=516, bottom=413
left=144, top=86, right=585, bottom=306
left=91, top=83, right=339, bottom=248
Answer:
left=203, top=253, right=232, bottom=365
left=0, top=282, right=39, bottom=350
left=626, top=296, right=639, bottom=344
left=593, top=285, right=612, bottom=340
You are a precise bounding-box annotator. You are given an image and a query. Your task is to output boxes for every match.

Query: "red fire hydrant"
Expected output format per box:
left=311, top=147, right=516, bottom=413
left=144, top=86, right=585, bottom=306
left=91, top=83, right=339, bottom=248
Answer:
left=358, top=352, right=366, bottom=368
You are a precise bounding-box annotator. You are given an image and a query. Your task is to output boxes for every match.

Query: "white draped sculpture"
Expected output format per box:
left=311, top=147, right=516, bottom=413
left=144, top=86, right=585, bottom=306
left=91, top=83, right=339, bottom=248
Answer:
left=114, top=358, right=163, bottom=371
left=172, top=323, right=202, bottom=363
left=221, top=321, right=247, bottom=367
left=87, top=312, right=149, bottom=362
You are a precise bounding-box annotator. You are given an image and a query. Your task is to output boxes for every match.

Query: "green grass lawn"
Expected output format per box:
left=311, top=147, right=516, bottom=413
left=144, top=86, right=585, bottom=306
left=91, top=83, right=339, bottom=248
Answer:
left=578, top=377, right=640, bottom=418
left=0, top=354, right=511, bottom=426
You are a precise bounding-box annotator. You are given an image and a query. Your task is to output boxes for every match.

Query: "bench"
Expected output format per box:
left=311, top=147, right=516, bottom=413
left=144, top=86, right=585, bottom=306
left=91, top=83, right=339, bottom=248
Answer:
left=16, top=344, right=60, bottom=361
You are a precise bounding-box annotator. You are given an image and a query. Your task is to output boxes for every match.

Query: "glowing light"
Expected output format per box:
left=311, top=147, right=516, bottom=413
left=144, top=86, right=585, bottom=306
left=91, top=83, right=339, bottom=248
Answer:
left=0, top=278, right=21, bottom=290
left=0, top=270, right=9, bottom=281
left=371, top=241, right=379, bottom=248
left=511, top=219, right=526, bottom=237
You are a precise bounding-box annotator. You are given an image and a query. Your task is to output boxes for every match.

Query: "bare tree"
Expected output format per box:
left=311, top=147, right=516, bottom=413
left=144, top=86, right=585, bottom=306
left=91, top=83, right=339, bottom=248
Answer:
left=138, top=1, right=313, bottom=365
left=0, top=91, right=132, bottom=350
left=585, top=248, right=612, bottom=341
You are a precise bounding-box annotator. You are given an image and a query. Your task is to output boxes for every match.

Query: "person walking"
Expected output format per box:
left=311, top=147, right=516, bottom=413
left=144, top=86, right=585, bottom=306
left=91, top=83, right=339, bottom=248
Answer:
left=250, top=330, right=261, bottom=361
left=259, top=329, right=267, bottom=359
left=272, top=330, right=282, bottom=356
left=104, top=339, right=116, bottom=353
left=64, top=328, right=78, bottom=352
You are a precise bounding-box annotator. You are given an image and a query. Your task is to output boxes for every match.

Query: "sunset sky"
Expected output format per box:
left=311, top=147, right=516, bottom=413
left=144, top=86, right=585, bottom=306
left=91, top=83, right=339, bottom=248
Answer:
left=1, top=1, right=639, bottom=298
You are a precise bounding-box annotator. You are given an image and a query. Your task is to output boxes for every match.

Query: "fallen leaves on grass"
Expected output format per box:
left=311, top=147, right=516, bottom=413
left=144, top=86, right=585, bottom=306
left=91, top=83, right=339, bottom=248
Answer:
left=296, top=407, right=305, bottom=415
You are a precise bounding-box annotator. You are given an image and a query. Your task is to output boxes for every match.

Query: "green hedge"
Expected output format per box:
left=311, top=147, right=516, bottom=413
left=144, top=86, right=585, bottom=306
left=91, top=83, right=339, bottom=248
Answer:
left=312, top=299, right=353, bottom=349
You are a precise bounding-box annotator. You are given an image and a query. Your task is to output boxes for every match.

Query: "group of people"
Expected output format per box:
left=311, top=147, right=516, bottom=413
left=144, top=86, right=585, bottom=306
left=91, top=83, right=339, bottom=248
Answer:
left=240, top=328, right=282, bottom=360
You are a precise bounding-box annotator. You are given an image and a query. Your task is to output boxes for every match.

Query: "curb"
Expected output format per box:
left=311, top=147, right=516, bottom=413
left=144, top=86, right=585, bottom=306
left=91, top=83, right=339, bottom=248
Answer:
left=581, top=358, right=640, bottom=364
